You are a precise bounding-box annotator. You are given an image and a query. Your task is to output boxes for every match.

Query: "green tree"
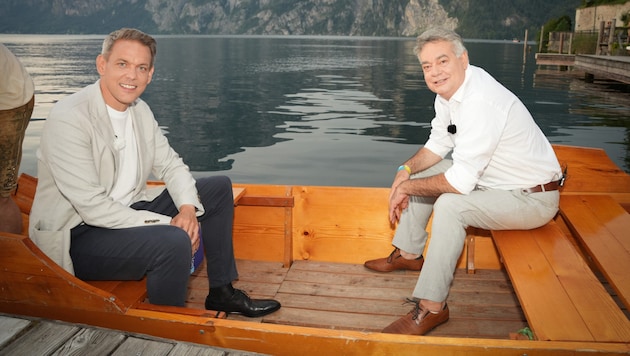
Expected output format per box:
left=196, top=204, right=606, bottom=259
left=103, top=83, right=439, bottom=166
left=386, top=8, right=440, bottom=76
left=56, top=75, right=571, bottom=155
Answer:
left=538, top=15, right=573, bottom=52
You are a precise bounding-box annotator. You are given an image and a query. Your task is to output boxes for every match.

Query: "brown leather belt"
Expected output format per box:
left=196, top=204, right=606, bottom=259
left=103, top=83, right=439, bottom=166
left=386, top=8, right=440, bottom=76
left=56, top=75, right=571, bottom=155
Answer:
left=522, top=180, right=562, bottom=193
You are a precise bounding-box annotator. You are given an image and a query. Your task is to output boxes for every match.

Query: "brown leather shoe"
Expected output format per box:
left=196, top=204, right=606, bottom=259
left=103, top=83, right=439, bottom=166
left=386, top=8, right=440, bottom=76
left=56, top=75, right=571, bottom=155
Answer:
left=382, top=301, right=449, bottom=335
left=364, top=248, right=424, bottom=272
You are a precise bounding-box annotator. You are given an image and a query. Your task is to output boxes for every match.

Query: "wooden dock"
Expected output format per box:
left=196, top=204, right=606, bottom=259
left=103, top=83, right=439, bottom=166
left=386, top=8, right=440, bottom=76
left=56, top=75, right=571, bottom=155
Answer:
left=535, top=53, right=576, bottom=67
left=575, top=55, right=630, bottom=84
left=0, top=313, right=264, bottom=355
left=535, top=53, right=630, bottom=84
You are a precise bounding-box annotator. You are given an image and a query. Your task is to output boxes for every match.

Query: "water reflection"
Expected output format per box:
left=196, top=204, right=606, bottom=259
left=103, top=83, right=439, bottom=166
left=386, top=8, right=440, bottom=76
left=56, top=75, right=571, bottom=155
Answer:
left=141, top=36, right=432, bottom=180
left=533, top=68, right=630, bottom=171
left=3, top=35, right=629, bottom=187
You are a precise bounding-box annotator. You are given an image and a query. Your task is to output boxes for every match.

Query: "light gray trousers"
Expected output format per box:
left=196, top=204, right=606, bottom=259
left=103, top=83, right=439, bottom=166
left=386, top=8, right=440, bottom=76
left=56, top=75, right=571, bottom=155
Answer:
left=391, top=160, right=559, bottom=302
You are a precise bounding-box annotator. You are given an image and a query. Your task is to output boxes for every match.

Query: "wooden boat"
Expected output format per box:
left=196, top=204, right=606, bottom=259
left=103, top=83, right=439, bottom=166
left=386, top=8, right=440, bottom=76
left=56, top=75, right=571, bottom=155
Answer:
left=2, top=144, right=630, bottom=355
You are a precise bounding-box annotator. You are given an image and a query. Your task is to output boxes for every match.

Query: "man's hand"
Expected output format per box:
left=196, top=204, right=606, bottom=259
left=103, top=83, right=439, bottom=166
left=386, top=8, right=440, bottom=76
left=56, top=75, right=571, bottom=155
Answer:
left=388, top=172, right=461, bottom=224
left=389, top=183, right=409, bottom=224
left=171, top=204, right=199, bottom=254
left=389, top=170, right=410, bottom=224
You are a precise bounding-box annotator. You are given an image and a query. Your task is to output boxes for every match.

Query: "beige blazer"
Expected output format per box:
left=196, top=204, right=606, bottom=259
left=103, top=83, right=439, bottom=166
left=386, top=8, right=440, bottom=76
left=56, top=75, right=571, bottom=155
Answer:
left=29, top=81, right=204, bottom=274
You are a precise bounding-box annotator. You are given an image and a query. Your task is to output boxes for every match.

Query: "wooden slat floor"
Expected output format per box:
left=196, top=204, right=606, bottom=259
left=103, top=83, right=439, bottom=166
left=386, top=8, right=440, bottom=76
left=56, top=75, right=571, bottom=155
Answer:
left=187, top=259, right=528, bottom=340
left=0, top=314, right=264, bottom=356
left=0, top=260, right=529, bottom=355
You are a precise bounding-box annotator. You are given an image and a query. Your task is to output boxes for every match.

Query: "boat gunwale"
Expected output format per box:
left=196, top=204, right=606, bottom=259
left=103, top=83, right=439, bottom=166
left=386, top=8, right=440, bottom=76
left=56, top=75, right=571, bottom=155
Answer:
left=3, top=303, right=630, bottom=355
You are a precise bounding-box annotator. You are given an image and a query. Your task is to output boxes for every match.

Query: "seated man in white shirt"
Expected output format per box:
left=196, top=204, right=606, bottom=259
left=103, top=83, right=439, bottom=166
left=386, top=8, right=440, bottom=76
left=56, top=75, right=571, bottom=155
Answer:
left=364, top=28, right=563, bottom=336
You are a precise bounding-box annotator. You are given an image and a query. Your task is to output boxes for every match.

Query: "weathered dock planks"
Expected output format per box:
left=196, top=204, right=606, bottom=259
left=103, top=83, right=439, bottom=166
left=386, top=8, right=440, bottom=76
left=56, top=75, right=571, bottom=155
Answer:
left=575, top=54, right=630, bottom=84
left=0, top=314, right=264, bottom=356
left=535, top=53, right=630, bottom=84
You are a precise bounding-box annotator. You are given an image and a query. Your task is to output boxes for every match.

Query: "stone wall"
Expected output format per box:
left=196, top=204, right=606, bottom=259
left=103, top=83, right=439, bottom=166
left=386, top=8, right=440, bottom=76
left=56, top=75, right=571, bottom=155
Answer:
left=575, top=2, right=630, bottom=32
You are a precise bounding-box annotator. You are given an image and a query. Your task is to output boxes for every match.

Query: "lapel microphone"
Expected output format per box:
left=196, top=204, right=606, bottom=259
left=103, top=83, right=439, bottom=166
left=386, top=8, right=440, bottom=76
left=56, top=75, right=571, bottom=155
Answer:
left=447, top=123, right=457, bottom=134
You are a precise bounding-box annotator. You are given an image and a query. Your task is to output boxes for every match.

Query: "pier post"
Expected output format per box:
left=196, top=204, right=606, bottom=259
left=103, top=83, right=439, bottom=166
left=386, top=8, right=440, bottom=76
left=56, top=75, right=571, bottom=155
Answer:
left=584, top=73, right=594, bottom=83
left=523, top=29, right=529, bottom=63
left=597, top=21, right=604, bottom=55
left=608, top=19, right=617, bottom=54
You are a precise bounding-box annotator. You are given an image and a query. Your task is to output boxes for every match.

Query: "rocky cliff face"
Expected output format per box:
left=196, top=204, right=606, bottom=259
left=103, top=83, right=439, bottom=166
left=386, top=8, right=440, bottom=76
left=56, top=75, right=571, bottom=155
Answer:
left=143, top=0, right=456, bottom=36
left=0, top=0, right=577, bottom=39
left=1, top=0, right=456, bottom=36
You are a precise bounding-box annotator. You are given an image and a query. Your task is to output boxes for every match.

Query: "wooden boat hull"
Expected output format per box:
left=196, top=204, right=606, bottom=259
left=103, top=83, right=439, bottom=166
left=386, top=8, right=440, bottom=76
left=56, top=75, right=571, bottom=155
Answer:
left=2, top=145, right=630, bottom=355
left=7, top=305, right=629, bottom=355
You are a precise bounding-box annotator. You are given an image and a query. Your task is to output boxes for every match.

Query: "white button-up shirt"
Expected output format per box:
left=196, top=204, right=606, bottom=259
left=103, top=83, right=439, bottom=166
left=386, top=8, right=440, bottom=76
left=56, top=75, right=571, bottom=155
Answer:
left=424, top=65, right=562, bottom=194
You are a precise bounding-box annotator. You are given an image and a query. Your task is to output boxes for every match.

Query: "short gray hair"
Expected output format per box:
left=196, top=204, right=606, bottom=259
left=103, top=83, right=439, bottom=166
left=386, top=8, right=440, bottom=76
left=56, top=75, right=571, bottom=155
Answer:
left=101, top=28, right=157, bottom=68
left=414, top=28, right=467, bottom=58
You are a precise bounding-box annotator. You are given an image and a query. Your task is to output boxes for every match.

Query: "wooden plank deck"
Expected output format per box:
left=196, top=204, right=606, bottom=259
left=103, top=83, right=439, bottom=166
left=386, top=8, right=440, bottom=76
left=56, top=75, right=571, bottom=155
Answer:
left=535, top=53, right=576, bottom=66
left=0, top=259, right=528, bottom=354
left=186, top=259, right=527, bottom=340
left=0, top=314, right=263, bottom=355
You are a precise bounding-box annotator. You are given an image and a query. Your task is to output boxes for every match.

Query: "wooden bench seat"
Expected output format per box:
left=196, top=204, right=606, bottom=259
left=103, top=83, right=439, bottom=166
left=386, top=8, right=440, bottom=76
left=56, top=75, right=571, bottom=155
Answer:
left=552, top=145, right=630, bottom=212
left=559, top=194, right=630, bottom=310
left=466, top=146, right=630, bottom=342
left=491, top=220, right=630, bottom=342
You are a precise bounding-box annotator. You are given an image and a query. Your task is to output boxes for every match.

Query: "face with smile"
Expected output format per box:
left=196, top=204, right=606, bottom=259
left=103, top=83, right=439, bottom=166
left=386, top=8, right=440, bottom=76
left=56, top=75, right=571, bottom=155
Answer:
left=418, top=40, right=468, bottom=101
left=96, top=39, right=154, bottom=111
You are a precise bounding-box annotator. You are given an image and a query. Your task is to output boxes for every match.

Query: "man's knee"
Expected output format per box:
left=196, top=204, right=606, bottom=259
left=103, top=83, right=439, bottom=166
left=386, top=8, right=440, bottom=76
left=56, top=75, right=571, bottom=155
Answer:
left=155, top=226, right=192, bottom=260
left=433, top=193, right=463, bottom=214
left=197, top=175, right=233, bottom=207
left=199, top=175, right=231, bottom=193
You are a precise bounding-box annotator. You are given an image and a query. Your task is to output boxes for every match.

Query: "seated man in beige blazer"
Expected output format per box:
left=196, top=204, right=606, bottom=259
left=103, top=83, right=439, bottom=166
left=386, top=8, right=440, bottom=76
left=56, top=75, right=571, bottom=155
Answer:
left=30, top=28, right=280, bottom=317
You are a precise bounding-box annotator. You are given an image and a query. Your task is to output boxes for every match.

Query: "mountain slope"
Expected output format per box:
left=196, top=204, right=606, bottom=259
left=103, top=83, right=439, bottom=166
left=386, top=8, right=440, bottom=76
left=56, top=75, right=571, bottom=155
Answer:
left=0, top=0, right=580, bottom=39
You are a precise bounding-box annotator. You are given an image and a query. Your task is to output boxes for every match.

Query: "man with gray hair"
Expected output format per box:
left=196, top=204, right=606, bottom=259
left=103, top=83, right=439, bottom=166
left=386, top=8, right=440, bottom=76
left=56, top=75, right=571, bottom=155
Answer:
left=364, top=28, right=563, bottom=335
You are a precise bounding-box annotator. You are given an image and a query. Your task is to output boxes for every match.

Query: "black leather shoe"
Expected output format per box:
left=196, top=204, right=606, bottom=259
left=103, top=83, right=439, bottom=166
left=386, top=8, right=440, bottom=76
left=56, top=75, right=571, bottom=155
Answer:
left=205, top=288, right=281, bottom=318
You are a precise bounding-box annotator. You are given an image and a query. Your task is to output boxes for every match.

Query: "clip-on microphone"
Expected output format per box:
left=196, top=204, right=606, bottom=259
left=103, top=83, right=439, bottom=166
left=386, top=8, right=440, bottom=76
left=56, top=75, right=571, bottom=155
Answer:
left=447, top=123, right=457, bottom=134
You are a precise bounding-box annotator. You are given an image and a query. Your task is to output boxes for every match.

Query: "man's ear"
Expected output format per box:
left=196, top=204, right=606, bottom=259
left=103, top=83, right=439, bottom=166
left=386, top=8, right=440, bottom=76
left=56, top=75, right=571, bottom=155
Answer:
left=96, top=54, right=106, bottom=76
left=147, top=66, right=155, bottom=84
left=460, top=51, right=469, bottom=68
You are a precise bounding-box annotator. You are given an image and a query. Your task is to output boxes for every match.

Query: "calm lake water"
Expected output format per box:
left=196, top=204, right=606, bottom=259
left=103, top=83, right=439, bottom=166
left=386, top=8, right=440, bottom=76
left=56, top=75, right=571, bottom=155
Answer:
left=3, top=35, right=630, bottom=187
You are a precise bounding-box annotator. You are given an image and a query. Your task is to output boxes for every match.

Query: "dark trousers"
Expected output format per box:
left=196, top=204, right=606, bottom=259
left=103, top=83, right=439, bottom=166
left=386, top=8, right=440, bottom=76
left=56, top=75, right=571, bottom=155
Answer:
left=70, top=175, right=239, bottom=306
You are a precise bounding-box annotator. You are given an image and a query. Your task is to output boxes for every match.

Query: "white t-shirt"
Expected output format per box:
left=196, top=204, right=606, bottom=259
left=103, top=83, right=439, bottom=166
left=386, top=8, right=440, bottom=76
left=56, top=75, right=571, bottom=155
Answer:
left=107, top=105, right=139, bottom=206
left=424, top=65, right=562, bottom=194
